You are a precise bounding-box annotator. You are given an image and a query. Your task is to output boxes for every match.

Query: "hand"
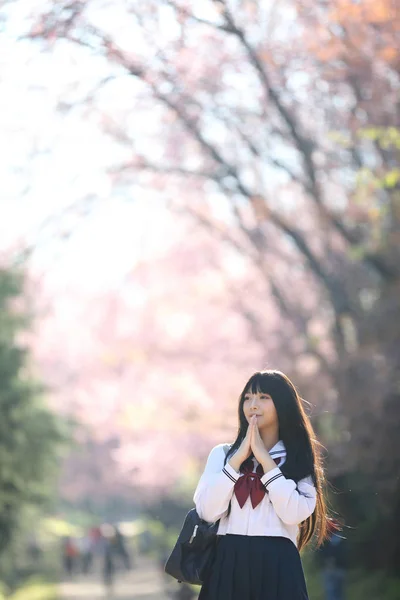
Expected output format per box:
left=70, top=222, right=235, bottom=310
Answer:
left=228, top=416, right=254, bottom=473
left=250, top=416, right=270, bottom=465
left=250, top=417, right=278, bottom=474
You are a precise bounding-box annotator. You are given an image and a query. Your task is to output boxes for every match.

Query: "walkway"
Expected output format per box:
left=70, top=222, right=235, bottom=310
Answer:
left=59, top=556, right=178, bottom=600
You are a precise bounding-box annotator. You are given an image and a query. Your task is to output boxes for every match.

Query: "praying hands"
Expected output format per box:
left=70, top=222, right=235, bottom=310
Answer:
left=228, top=415, right=279, bottom=476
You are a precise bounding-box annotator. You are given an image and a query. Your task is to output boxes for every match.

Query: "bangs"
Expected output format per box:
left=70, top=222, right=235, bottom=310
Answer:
left=243, top=372, right=275, bottom=396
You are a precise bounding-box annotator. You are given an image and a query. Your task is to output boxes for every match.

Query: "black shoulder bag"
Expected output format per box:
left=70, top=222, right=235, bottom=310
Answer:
left=164, top=444, right=231, bottom=586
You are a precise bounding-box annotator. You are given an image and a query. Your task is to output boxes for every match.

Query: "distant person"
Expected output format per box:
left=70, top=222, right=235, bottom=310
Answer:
left=101, top=524, right=118, bottom=594
left=79, top=532, right=94, bottom=574
left=89, top=525, right=103, bottom=564
left=191, top=370, right=334, bottom=600
left=172, top=583, right=197, bottom=600
left=114, top=526, right=132, bottom=570
left=317, top=519, right=347, bottom=600
left=27, top=534, right=42, bottom=563
left=139, top=528, right=152, bottom=555
left=62, top=536, right=79, bottom=576
left=159, top=538, right=173, bottom=588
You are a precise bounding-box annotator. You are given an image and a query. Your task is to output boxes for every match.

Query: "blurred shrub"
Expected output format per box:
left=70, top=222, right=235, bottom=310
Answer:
left=0, top=267, right=68, bottom=590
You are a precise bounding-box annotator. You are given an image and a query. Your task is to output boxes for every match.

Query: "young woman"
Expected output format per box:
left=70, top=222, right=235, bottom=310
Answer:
left=194, top=370, right=332, bottom=600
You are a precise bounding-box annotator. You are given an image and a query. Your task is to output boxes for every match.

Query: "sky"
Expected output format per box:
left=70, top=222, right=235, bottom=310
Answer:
left=0, top=3, right=177, bottom=291
left=0, top=0, right=293, bottom=290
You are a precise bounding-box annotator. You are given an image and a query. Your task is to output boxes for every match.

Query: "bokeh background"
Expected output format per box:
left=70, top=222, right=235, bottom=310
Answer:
left=0, top=1, right=399, bottom=598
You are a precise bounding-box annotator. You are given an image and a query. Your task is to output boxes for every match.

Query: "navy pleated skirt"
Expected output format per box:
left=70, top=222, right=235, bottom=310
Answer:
left=198, top=534, right=309, bottom=600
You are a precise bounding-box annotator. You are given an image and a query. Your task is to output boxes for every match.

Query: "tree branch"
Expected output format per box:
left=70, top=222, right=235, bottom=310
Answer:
left=176, top=202, right=333, bottom=375
left=182, top=1, right=395, bottom=281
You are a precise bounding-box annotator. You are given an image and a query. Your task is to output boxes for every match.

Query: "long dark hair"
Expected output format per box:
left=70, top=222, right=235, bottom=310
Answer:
left=224, top=370, right=331, bottom=551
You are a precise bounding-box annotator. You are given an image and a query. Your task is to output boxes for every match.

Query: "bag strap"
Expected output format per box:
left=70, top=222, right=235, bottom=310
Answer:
left=222, top=444, right=233, bottom=516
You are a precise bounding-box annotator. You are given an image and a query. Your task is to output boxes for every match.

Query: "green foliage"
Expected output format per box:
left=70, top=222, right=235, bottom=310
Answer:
left=329, top=126, right=400, bottom=150
left=355, top=167, right=400, bottom=191
left=303, top=552, right=400, bottom=600
left=358, top=126, right=400, bottom=150
left=329, top=126, right=400, bottom=218
left=346, top=569, right=400, bottom=600
left=0, top=267, right=67, bottom=586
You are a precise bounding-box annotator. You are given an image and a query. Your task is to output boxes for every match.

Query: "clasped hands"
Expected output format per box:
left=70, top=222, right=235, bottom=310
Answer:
left=229, top=415, right=279, bottom=475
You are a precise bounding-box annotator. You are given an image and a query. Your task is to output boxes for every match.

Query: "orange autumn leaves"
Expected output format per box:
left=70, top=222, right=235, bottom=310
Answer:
left=296, top=0, right=399, bottom=66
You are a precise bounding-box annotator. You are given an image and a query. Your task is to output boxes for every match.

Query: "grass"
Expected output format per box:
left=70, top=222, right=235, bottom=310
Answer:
left=0, top=578, right=58, bottom=600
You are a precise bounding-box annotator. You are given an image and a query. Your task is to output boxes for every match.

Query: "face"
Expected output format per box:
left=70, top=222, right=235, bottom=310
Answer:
left=243, top=390, right=279, bottom=430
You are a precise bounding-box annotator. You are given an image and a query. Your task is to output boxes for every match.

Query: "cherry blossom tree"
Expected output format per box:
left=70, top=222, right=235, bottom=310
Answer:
left=2, top=0, right=399, bottom=569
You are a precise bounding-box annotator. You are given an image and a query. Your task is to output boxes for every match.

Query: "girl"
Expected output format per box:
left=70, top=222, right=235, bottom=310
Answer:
left=194, top=370, right=331, bottom=600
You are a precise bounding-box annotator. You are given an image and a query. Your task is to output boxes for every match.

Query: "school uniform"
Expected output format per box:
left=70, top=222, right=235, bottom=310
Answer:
left=193, top=441, right=317, bottom=600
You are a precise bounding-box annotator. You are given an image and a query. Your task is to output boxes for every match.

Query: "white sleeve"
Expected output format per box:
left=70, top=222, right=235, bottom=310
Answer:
left=260, top=468, right=317, bottom=525
left=193, top=444, right=239, bottom=524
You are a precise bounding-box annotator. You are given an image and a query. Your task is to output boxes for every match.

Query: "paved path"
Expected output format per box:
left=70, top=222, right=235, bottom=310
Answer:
left=58, top=556, right=183, bottom=600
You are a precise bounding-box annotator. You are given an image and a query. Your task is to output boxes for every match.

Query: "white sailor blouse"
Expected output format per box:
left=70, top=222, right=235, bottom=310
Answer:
left=193, top=440, right=317, bottom=547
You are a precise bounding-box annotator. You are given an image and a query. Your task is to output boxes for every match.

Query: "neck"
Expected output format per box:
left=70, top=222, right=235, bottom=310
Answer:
left=259, top=426, right=280, bottom=451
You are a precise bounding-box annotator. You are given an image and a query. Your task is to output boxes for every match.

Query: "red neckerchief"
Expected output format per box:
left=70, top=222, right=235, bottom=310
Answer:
left=234, top=456, right=281, bottom=509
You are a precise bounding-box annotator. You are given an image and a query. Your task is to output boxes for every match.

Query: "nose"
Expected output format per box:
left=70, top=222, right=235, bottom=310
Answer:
left=250, top=397, right=258, bottom=410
